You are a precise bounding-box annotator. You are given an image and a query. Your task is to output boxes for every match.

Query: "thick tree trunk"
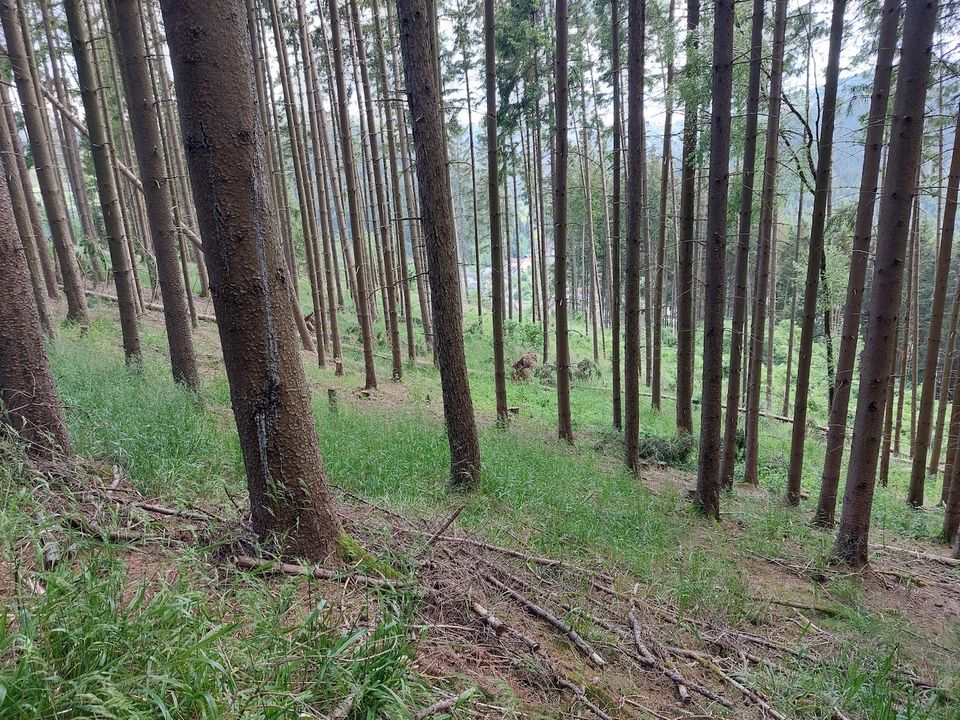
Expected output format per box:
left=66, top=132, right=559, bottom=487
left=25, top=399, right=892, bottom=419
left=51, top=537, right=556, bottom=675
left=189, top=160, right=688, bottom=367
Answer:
left=815, top=0, right=899, bottom=526
left=161, top=0, right=342, bottom=561
left=835, top=0, right=937, bottom=567
left=624, top=0, right=645, bottom=467
left=719, top=0, right=764, bottom=487
left=0, top=87, right=53, bottom=338
left=908, top=106, right=960, bottom=506
left=0, top=84, right=57, bottom=299
left=63, top=0, right=141, bottom=363
left=674, top=0, right=698, bottom=435
left=554, top=0, right=573, bottom=442
left=693, top=0, right=734, bottom=519
left=0, top=0, right=88, bottom=325
left=109, top=0, right=199, bottom=389
left=0, top=172, right=71, bottom=458
left=785, top=0, right=846, bottom=502
left=396, top=0, right=482, bottom=488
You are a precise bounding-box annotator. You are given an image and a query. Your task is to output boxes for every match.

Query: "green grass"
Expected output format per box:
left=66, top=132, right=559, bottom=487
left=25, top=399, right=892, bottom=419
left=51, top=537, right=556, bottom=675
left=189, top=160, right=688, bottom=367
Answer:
left=0, top=296, right=956, bottom=718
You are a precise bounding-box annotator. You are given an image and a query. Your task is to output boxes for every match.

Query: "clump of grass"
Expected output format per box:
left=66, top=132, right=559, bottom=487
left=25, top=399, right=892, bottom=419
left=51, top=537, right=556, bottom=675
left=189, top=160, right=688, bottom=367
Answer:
left=0, top=550, right=429, bottom=719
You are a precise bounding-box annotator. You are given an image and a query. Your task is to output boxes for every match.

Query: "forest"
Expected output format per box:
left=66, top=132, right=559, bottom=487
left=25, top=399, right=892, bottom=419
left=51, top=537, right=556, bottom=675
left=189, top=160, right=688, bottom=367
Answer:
left=0, top=0, right=958, bottom=716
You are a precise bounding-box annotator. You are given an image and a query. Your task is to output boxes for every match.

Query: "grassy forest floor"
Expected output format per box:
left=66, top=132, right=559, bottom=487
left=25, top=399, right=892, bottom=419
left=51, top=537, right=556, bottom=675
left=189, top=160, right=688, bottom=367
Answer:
left=1, top=293, right=958, bottom=719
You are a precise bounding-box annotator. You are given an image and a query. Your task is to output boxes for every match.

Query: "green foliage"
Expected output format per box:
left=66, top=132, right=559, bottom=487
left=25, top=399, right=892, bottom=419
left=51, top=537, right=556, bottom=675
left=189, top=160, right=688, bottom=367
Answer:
left=0, top=552, right=425, bottom=718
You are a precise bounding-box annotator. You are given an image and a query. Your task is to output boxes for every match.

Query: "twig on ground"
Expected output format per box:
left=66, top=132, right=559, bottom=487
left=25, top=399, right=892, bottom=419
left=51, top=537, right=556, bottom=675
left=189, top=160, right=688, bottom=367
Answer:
left=232, top=555, right=407, bottom=589
left=484, top=574, right=606, bottom=667
left=419, top=505, right=465, bottom=554
left=414, top=687, right=476, bottom=719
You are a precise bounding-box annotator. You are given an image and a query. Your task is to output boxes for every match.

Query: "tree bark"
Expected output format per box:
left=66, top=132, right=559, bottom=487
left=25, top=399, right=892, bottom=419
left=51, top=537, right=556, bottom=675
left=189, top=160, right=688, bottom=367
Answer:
left=835, top=0, right=937, bottom=567
left=0, top=83, right=53, bottom=338
left=674, top=0, right=698, bottom=435
left=160, top=0, right=342, bottom=560
left=109, top=0, right=199, bottom=389
left=329, top=0, right=378, bottom=389
left=785, top=0, right=846, bottom=502
left=396, top=0, right=482, bottom=488
left=719, top=0, right=763, bottom=487
left=64, top=0, right=141, bottom=363
left=693, top=0, right=734, bottom=519
left=348, top=0, right=403, bottom=381
left=815, top=0, right=899, bottom=526
left=0, top=0, right=88, bottom=325
left=0, top=169, right=71, bottom=458
left=611, top=0, right=623, bottom=431
left=744, top=0, right=788, bottom=485
left=554, top=0, right=573, bottom=442
left=908, top=105, right=960, bottom=506
left=485, top=0, right=508, bottom=425
left=624, top=0, right=645, bottom=467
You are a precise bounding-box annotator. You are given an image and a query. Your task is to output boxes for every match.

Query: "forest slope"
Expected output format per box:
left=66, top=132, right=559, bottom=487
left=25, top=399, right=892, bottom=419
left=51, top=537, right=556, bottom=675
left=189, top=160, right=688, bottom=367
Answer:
left=0, top=299, right=957, bottom=719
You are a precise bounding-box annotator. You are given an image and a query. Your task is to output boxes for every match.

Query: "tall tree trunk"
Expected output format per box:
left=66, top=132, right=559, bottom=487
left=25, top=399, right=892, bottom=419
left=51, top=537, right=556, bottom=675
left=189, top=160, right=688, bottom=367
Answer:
left=909, top=106, right=960, bottom=506
left=785, top=0, right=846, bottom=503
left=348, top=0, right=403, bottom=381
left=815, top=0, right=899, bottom=526
left=894, top=199, right=918, bottom=455
left=624, top=0, right=645, bottom=467
left=693, top=0, right=734, bottom=519
left=554, top=0, right=573, bottom=442
left=743, top=0, right=788, bottom=486
left=0, top=0, right=88, bottom=325
left=267, top=0, right=326, bottom=359
left=651, top=0, right=675, bottom=410
left=396, top=0, right=482, bottom=487
left=1, top=83, right=57, bottom=299
left=109, top=0, right=199, bottom=390
left=459, top=34, right=482, bottom=318
left=369, top=0, right=415, bottom=363
left=674, top=0, right=698, bottom=435
left=161, top=0, right=342, bottom=560
left=834, top=0, right=937, bottom=567
left=297, top=0, right=344, bottom=370
left=64, top=0, right=141, bottom=363
left=933, top=292, right=960, bottom=493
left=329, top=0, right=378, bottom=389
left=484, top=0, right=508, bottom=425
left=39, top=0, right=101, bottom=277
left=719, top=0, right=763, bottom=486
left=611, top=0, right=623, bottom=430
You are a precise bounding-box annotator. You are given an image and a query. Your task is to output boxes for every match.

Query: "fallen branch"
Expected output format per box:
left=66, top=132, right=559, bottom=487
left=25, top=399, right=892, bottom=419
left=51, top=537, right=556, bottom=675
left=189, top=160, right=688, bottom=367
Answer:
left=484, top=574, right=606, bottom=667
left=469, top=599, right=540, bottom=650
left=414, top=688, right=476, bottom=719
left=871, top=543, right=960, bottom=567
left=232, top=555, right=407, bottom=590
left=754, top=596, right=841, bottom=616
left=86, top=291, right=217, bottom=323
left=672, top=646, right=788, bottom=720
left=419, top=505, right=465, bottom=553
left=627, top=610, right=735, bottom=708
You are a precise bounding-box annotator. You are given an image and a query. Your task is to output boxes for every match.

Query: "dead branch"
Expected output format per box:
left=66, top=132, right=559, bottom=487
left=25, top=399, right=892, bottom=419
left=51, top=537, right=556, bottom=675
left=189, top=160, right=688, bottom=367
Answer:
left=232, top=555, right=407, bottom=590
left=414, top=687, right=476, bottom=719
left=484, top=573, right=606, bottom=667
